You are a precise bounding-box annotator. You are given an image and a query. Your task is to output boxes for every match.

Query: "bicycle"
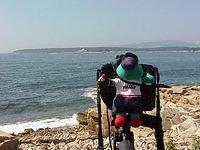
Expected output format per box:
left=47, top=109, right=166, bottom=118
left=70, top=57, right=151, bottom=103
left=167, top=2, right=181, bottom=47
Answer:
left=96, top=58, right=170, bottom=150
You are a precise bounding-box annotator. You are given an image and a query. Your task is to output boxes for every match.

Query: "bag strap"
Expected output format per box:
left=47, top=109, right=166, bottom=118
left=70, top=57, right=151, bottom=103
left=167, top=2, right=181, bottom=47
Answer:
left=116, top=75, right=142, bottom=85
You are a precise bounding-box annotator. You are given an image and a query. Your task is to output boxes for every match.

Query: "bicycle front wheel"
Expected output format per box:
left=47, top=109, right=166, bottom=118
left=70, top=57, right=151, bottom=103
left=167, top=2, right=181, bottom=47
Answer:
left=118, top=140, right=134, bottom=150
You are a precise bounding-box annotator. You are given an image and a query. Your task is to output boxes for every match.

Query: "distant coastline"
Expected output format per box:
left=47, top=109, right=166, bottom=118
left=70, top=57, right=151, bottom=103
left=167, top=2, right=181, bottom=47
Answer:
left=13, top=46, right=200, bottom=53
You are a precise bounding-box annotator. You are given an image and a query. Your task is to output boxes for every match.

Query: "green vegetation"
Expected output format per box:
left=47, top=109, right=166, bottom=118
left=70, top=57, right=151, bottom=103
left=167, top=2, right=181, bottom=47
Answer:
left=165, top=136, right=200, bottom=150
left=192, top=136, right=200, bottom=150
left=165, top=136, right=177, bottom=150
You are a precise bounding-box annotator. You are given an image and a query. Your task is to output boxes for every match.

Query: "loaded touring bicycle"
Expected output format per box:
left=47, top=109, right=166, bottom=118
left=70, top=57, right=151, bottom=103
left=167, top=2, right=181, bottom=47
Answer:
left=96, top=53, right=170, bottom=150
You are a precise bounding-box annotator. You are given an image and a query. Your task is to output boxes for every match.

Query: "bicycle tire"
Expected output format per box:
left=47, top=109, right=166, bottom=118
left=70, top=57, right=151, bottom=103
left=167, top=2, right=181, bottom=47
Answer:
left=118, top=140, right=134, bottom=150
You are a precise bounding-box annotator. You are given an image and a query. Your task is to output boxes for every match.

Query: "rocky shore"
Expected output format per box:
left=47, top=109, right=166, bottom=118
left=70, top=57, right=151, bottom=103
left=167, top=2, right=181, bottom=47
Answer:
left=1, top=85, right=200, bottom=150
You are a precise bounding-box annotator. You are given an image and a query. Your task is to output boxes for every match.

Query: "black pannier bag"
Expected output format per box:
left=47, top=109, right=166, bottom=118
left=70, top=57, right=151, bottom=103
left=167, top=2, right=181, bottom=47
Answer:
left=99, top=63, right=158, bottom=111
left=140, top=64, right=157, bottom=111
left=98, top=63, right=116, bottom=110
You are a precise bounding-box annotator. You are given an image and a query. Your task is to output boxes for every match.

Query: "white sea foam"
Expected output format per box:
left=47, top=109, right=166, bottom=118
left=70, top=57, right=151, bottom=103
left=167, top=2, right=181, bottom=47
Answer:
left=0, top=114, right=78, bottom=134
left=82, top=87, right=97, bottom=101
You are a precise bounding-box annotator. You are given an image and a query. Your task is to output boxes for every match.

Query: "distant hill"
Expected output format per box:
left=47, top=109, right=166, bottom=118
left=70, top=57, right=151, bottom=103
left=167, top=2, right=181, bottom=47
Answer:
left=13, top=46, right=200, bottom=53
left=14, top=47, right=137, bottom=53
left=119, top=40, right=200, bottom=48
left=14, top=41, right=200, bottom=53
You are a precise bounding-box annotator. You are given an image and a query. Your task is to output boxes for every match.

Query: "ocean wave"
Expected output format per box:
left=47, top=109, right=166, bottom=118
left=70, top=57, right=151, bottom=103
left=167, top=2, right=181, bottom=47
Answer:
left=81, top=87, right=97, bottom=101
left=0, top=114, right=78, bottom=134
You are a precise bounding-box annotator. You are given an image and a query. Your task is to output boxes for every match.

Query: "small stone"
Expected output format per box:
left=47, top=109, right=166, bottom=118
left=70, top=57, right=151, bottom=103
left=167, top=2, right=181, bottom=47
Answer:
left=188, top=99, right=199, bottom=105
left=23, top=128, right=34, bottom=134
left=171, top=114, right=184, bottom=125
left=162, top=118, right=172, bottom=131
left=191, top=87, right=200, bottom=91
left=167, top=90, right=173, bottom=94
left=179, top=97, right=189, bottom=104
left=192, top=115, right=200, bottom=119
left=161, top=89, right=167, bottom=93
left=87, top=108, right=98, bottom=118
left=76, top=112, right=88, bottom=125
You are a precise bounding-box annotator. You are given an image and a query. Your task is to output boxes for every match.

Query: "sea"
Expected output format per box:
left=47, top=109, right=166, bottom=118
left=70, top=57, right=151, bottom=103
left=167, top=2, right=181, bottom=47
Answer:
left=0, top=50, right=200, bottom=134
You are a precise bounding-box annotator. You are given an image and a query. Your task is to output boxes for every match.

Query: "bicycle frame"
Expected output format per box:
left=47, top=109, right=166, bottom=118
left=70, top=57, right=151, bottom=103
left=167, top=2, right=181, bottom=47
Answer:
left=113, top=115, right=134, bottom=150
left=96, top=66, right=170, bottom=150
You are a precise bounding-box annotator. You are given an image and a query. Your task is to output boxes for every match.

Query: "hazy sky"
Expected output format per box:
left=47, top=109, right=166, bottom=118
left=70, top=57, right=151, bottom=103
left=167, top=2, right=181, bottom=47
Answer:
left=0, top=0, right=200, bottom=53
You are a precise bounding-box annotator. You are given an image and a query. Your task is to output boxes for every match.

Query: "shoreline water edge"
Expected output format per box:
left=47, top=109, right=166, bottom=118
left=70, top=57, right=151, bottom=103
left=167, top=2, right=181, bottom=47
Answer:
left=0, top=87, right=97, bottom=134
left=0, top=114, right=78, bottom=134
left=1, top=83, right=199, bottom=134
left=1, top=85, right=200, bottom=149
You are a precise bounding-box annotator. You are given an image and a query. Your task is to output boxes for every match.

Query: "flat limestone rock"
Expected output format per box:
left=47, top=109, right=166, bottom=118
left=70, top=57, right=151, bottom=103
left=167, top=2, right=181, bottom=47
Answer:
left=0, top=130, right=18, bottom=150
left=0, top=139, right=19, bottom=150
left=0, top=130, right=14, bottom=143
